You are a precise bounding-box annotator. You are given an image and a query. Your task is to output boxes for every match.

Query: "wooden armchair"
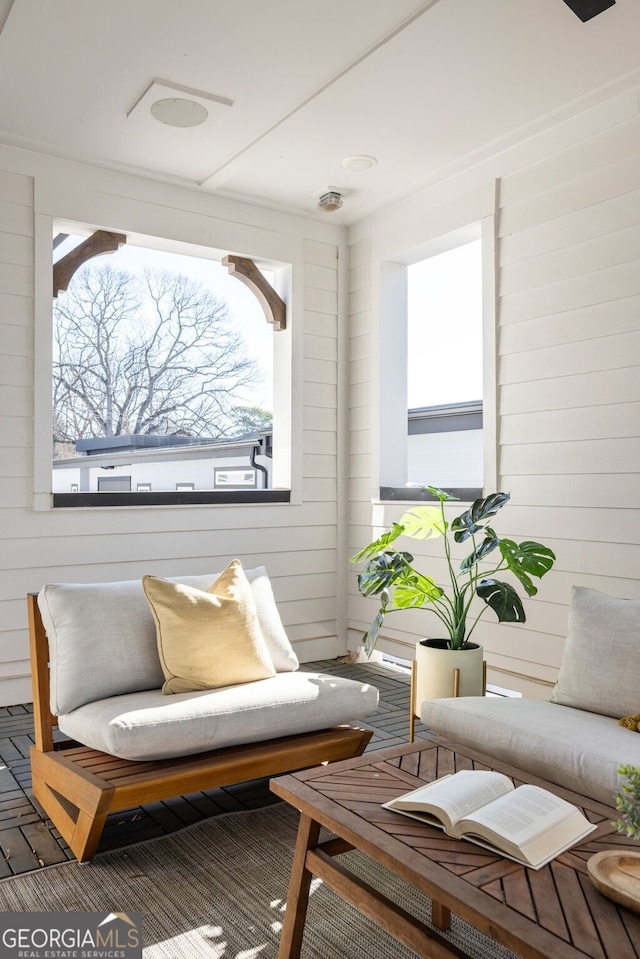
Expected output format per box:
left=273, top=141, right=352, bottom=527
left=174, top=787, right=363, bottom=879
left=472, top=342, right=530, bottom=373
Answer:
left=27, top=582, right=375, bottom=862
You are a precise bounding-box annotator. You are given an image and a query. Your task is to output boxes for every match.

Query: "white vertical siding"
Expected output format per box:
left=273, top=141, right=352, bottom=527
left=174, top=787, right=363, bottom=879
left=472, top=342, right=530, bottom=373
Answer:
left=492, top=104, right=640, bottom=692
left=347, top=87, right=640, bottom=698
left=296, top=237, right=341, bottom=658
left=0, top=170, right=34, bottom=704
left=0, top=149, right=342, bottom=705
left=346, top=237, right=376, bottom=647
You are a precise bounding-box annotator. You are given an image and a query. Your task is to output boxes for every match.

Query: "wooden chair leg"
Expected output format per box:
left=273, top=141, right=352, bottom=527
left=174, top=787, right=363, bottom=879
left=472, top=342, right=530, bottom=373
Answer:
left=32, top=777, right=111, bottom=863
left=31, top=748, right=115, bottom=862
left=354, top=728, right=373, bottom=755
left=71, top=807, right=113, bottom=863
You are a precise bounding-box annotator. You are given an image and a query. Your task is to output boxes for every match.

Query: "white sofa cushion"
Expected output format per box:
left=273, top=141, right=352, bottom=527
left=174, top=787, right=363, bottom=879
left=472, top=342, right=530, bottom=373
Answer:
left=421, top=696, right=640, bottom=806
left=57, top=671, right=379, bottom=761
left=550, top=586, right=640, bottom=718
left=38, top=566, right=298, bottom=715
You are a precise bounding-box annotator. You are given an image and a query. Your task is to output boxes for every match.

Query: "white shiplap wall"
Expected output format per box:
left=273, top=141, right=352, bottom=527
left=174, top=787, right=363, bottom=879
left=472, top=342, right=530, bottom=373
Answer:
left=347, top=86, right=640, bottom=698
left=0, top=147, right=343, bottom=706
left=0, top=169, right=35, bottom=705
left=4, top=85, right=640, bottom=707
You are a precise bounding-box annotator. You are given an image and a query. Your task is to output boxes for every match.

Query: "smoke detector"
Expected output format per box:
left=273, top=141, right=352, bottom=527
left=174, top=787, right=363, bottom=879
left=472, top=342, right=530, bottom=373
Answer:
left=315, top=187, right=344, bottom=213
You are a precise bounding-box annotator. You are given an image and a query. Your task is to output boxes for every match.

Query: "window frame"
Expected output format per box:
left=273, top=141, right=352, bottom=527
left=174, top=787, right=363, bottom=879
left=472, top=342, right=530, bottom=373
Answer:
left=214, top=467, right=258, bottom=489
left=377, top=216, right=497, bottom=503
left=34, top=209, right=301, bottom=511
left=53, top=489, right=290, bottom=508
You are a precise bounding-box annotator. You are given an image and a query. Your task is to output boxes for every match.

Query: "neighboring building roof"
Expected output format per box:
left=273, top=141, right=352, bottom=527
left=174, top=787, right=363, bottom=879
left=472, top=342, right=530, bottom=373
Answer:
left=408, top=401, right=482, bottom=435
left=54, top=431, right=272, bottom=470
left=75, top=434, right=221, bottom=455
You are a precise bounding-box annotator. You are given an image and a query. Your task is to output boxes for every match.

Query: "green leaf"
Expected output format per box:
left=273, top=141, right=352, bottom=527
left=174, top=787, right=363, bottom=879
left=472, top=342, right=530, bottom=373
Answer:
left=356, top=551, right=413, bottom=596
left=499, top=539, right=556, bottom=596
left=476, top=578, right=526, bottom=622
left=424, top=485, right=459, bottom=502
left=362, top=610, right=385, bottom=658
left=613, top=765, right=640, bottom=840
left=393, top=571, right=443, bottom=609
left=460, top=536, right=500, bottom=571
left=400, top=506, right=446, bottom=540
left=351, top=523, right=405, bottom=563
left=451, top=492, right=510, bottom=543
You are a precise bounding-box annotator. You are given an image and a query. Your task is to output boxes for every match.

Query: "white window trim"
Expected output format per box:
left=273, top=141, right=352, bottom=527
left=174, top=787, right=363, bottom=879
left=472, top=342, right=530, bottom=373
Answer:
left=376, top=214, right=497, bottom=497
left=33, top=197, right=303, bottom=510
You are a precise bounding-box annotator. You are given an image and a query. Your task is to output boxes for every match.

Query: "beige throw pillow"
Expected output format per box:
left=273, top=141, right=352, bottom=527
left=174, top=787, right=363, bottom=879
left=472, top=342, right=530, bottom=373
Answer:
left=143, top=560, right=276, bottom=695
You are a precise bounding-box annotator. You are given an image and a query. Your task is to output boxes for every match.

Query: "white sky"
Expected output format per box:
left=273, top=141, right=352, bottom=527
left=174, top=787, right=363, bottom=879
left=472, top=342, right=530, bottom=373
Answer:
left=407, top=240, right=483, bottom=409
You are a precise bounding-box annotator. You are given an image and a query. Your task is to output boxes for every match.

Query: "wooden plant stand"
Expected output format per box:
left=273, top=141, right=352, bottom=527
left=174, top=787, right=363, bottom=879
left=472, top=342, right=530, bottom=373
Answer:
left=409, top=658, right=487, bottom=742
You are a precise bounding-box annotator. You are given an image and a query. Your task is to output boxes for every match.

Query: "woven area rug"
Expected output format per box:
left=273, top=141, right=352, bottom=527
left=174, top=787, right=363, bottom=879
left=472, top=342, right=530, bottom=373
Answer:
left=0, top=801, right=518, bottom=958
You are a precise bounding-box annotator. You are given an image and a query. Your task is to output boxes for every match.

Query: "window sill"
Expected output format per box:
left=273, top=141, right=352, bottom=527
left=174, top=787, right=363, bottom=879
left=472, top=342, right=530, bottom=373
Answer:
left=53, top=490, right=291, bottom=508
left=379, top=486, right=481, bottom=503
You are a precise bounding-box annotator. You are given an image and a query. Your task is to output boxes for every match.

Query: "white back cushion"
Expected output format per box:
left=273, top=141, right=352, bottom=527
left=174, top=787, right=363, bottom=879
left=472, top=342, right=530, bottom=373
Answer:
left=550, top=586, right=640, bottom=718
left=38, top=566, right=298, bottom=715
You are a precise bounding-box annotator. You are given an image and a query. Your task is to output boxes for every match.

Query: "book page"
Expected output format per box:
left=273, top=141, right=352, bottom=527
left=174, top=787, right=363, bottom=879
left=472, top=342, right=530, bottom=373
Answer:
left=518, top=811, right=596, bottom=868
left=389, top=770, right=513, bottom=830
left=458, top=784, right=587, bottom=845
left=455, top=814, right=596, bottom=869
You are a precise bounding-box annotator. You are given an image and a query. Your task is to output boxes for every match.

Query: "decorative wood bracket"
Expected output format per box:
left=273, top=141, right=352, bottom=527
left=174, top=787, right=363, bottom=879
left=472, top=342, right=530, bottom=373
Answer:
left=53, top=230, right=127, bottom=297
left=222, top=255, right=286, bottom=330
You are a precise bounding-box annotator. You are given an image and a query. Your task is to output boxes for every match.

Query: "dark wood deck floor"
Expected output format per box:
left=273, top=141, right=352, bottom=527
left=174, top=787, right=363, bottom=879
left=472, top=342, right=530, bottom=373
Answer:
left=0, top=659, right=433, bottom=875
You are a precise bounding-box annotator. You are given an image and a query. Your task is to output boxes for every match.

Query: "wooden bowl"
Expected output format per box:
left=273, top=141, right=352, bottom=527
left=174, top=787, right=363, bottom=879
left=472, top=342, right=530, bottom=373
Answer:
left=587, top=850, right=640, bottom=914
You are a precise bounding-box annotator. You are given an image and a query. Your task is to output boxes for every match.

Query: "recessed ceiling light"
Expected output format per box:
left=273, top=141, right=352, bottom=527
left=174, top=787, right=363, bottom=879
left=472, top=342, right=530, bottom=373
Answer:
left=150, top=98, right=209, bottom=128
left=342, top=155, right=377, bottom=172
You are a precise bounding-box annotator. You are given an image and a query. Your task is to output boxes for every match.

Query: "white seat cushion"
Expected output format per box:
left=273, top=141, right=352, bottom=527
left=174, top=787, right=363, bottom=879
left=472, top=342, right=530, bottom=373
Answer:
left=58, top=671, right=379, bottom=762
left=421, top=696, right=640, bottom=806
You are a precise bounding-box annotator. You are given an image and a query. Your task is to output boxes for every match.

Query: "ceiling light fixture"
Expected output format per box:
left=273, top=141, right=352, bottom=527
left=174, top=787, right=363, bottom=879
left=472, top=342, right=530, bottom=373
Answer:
left=317, top=191, right=343, bottom=213
left=342, top=155, right=377, bottom=172
left=150, top=97, right=209, bottom=128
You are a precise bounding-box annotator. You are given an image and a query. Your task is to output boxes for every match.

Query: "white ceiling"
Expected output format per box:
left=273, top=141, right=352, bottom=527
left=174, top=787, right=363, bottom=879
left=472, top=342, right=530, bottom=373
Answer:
left=0, top=0, right=638, bottom=224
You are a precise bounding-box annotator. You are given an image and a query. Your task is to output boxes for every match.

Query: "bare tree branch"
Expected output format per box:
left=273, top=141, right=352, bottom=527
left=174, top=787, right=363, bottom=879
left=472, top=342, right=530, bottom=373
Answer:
left=53, top=263, right=271, bottom=456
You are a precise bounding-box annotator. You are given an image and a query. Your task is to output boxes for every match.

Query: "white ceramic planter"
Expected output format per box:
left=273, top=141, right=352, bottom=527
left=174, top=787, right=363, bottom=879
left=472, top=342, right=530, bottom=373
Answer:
left=415, top=638, right=484, bottom=703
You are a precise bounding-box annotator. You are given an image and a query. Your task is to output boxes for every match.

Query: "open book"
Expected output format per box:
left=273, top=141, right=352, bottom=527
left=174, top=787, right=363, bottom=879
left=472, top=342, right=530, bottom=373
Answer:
left=383, top=769, right=596, bottom=869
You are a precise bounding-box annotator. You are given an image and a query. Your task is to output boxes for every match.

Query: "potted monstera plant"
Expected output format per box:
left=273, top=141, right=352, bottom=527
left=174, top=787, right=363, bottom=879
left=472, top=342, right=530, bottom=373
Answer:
left=351, top=486, right=556, bottom=701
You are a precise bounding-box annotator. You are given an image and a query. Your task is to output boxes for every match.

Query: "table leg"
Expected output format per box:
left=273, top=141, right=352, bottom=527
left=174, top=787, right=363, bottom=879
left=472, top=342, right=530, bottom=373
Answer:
left=278, top=813, right=322, bottom=959
left=431, top=900, right=451, bottom=931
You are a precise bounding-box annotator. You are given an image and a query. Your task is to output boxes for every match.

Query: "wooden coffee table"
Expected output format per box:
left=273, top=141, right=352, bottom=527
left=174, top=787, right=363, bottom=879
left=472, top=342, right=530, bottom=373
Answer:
left=270, top=738, right=640, bottom=959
